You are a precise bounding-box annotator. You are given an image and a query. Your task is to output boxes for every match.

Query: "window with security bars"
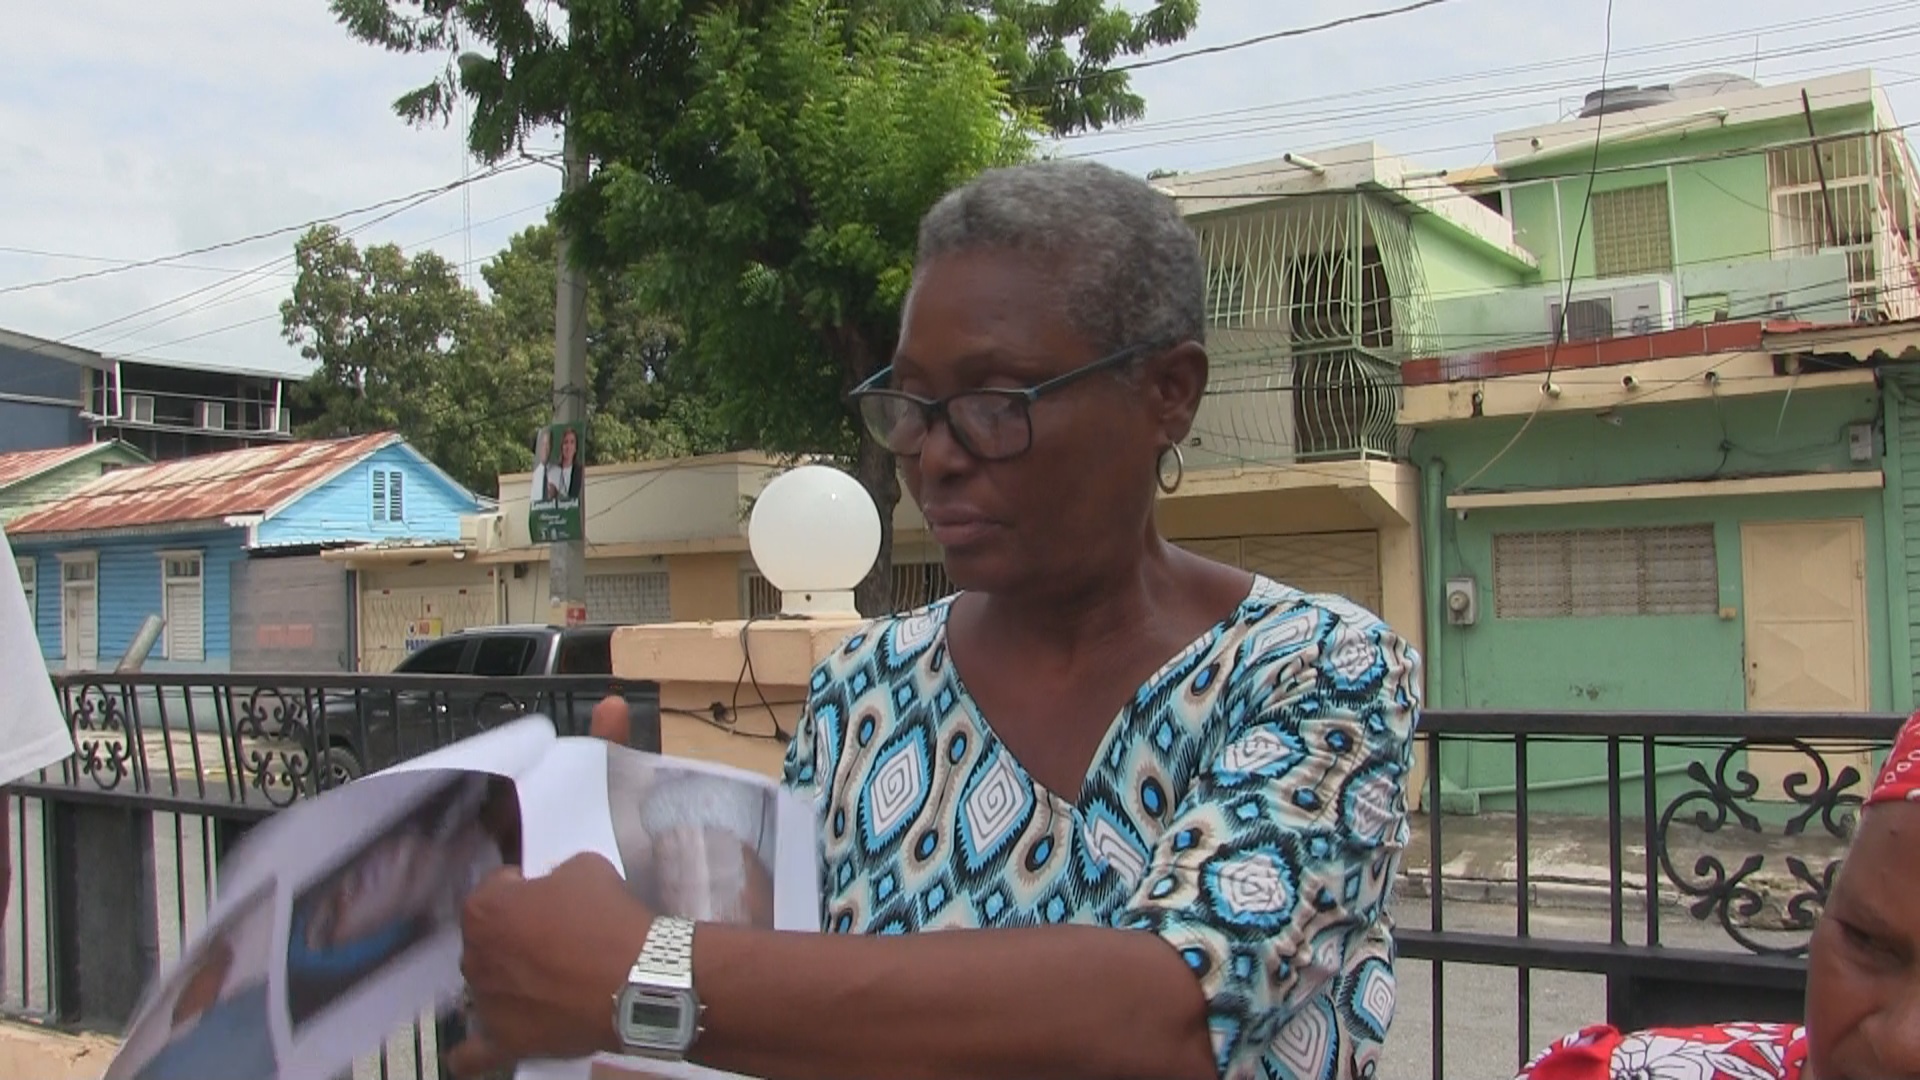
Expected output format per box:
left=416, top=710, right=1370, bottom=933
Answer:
left=1590, top=184, right=1674, bottom=279
left=1205, top=265, right=1248, bottom=328
left=1769, top=136, right=1882, bottom=314
left=1493, top=525, right=1718, bottom=619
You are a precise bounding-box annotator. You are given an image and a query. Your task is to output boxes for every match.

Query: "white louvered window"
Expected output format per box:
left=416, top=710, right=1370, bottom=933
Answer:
left=162, top=553, right=205, bottom=661
left=1493, top=525, right=1718, bottom=619
left=16, top=557, right=34, bottom=624
left=371, top=468, right=406, bottom=523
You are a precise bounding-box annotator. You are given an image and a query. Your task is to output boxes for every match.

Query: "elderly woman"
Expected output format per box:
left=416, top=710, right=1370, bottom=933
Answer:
left=1517, top=712, right=1920, bottom=1080
left=450, top=160, right=1422, bottom=1080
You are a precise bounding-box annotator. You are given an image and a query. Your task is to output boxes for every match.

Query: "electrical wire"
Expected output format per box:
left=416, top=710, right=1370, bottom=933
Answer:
left=1030, top=0, right=1463, bottom=88
left=1064, top=18, right=1920, bottom=156
left=1060, top=1, right=1920, bottom=143
left=0, top=158, right=541, bottom=299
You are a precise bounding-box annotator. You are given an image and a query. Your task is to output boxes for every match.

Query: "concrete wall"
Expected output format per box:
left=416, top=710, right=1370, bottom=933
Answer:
left=1413, top=386, right=1890, bottom=812
left=1503, top=108, right=1875, bottom=287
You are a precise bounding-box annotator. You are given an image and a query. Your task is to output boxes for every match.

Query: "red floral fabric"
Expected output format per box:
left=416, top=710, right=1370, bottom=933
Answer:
left=1517, top=1023, right=1808, bottom=1080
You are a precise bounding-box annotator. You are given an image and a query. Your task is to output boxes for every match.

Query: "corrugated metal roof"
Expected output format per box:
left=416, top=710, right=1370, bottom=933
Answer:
left=0, top=445, right=113, bottom=490
left=6, top=432, right=399, bottom=536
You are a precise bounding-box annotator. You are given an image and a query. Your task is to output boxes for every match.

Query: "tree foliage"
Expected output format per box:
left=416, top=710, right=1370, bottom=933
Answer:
left=282, top=223, right=731, bottom=496
left=330, top=0, right=1196, bottom=610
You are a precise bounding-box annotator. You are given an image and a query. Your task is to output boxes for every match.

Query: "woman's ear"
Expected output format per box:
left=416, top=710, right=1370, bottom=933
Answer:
left=1146, top=341, right=1210, bottom=444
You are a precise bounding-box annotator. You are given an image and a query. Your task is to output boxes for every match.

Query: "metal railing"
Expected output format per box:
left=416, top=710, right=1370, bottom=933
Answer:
left=1396, top=709, right=1901, bottom=1080
left=1, top=695, right=1896, bottom=1080
left=3, top=672, right=661, bottom=1080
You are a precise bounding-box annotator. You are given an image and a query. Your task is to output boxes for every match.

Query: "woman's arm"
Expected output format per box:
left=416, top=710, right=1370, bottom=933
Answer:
left=449, top=859, right=1212, bottom=1080
left=691, top=920, right=1215, bottom=1080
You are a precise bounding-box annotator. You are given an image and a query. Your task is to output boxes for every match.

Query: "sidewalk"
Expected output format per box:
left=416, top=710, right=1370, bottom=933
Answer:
left=1397, top=811, right=1849, bottom=919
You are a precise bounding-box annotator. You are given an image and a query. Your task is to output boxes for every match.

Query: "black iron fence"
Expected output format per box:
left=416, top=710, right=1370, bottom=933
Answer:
left=1397, top=709, right=1901, bottom=1079
left=3, top=672, right=660, bottom=1080
left=0, top=690, right=1899, bottom=1080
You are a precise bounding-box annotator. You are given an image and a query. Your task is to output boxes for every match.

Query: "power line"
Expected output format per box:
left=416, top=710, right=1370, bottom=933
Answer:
left=87, top=198, right=558, bottom=355
left=0, top=158, right=541, bottom=299
left=1026, top=0, right=1462, bottom=90
left=1452, top=0, right=1618, bottom=495
left=1063, top=2, right=1920, bottom=145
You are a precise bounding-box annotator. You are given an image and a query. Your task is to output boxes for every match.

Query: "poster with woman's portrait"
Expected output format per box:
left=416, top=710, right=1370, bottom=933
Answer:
left=530, top=422, right=586, bottom=543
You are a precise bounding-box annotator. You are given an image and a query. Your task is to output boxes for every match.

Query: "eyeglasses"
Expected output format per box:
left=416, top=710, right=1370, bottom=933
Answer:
left=849, top=344, right=1149, bottom=461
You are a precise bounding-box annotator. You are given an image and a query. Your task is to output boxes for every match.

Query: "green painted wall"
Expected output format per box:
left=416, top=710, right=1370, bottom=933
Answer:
left=0, top=444, right=147, bottom=525
left=1889, top=373, right=1920, bottom=711
left=1504, top=107, right=1876, bottom=286
left=1413, top=386, right=1889, bottom=813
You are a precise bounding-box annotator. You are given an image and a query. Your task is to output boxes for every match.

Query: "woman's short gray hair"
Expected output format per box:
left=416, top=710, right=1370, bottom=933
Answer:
left=915, top=159, right=1206, bottom=356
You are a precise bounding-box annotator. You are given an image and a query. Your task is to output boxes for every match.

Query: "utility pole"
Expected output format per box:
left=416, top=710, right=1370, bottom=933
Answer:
left=549, top=95, right=589, bottom=627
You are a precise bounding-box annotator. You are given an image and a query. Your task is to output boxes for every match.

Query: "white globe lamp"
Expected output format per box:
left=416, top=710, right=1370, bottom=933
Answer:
left=748, top=464, right=882, bottom=617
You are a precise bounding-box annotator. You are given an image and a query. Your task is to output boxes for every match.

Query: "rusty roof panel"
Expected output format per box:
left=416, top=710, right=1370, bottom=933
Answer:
left=6, top=432, right=399, bottom=536
left=0, top=445, right=112, bottom=490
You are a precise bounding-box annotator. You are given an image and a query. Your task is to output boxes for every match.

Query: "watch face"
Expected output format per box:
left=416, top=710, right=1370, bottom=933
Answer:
left=616, top=986, right=697, bottom=1055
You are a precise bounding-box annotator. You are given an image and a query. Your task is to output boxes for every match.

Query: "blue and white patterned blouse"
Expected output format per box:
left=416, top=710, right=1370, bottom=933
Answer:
left=782, top=575, right=1422, bottom=1080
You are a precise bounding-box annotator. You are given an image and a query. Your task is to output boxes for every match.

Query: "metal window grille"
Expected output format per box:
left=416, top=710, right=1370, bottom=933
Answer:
left=1493, top=525, right=1718, bottom=619
left=1768, top=136, right=1890, bottom=316
left=1591, top=184, right=1674, bottom=279
left=585, top=572, right=673, bottom=625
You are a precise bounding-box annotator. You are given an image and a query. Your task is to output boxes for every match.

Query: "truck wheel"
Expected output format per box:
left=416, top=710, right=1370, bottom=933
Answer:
left=319, top=746, right=364, bottom=790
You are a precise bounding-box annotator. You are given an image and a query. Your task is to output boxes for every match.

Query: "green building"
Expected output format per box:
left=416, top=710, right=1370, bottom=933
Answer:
left=1407, top=69, right=1920, bottom=813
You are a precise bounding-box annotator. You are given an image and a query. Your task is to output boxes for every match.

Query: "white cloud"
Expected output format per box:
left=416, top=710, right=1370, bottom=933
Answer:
left=2, top=0, right=1914, bottom=376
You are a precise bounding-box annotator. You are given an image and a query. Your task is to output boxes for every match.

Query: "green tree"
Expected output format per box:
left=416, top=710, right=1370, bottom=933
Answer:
left=331, top=0, right=1196, bottom=612
left=478, top=224, right=736, bottom=463
left=280, top=225, right=543, bottom=494
left=283, top=223, right=732, bottom=496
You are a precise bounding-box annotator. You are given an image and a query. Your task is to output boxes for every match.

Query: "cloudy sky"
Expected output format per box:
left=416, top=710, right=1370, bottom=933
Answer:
left=2, top=0, right=1915, bottom=377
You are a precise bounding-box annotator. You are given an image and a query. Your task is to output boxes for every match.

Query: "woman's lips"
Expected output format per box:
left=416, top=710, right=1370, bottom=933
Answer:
left=923, top=508, right=998, bottom=548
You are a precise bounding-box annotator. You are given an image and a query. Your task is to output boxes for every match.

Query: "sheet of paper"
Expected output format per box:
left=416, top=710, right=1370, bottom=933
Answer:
left=101, top=716, right=821, bottom=1080
left=516, top=742, right=820, bottom=1080
left=0, top=527, right=74, bottom=786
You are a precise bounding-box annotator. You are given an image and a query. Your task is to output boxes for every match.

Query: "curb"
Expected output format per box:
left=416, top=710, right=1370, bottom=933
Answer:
left=1395, top=871, right=1691, bottom=916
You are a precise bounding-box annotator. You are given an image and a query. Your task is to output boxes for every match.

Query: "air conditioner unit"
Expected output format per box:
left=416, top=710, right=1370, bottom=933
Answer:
left=1546, top=279, right=1678, bottom=342
left=126, top=394, right=155, bottom=424
left=196, top=402, right=226, bottom=431
left=459, top=512, right=506, bottom=553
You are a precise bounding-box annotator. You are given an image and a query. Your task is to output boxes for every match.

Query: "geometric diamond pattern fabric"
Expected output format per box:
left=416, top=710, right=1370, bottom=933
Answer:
left=783, top=575, right=1423, bottom=1079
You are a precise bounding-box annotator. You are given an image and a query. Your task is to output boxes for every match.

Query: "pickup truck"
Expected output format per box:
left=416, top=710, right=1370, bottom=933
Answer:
left=313, top=623, right=661, bottom=788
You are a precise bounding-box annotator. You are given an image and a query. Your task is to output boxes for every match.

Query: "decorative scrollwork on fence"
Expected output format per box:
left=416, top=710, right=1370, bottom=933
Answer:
left=1655, top=737, right=1866, bottom=957
left=231, top=686, right=317, bottom=809
left=65, top=681, right=139, bottom=792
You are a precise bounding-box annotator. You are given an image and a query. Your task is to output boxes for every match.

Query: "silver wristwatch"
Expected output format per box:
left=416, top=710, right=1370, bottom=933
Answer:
left=612, top=916, right=704, bottom=1059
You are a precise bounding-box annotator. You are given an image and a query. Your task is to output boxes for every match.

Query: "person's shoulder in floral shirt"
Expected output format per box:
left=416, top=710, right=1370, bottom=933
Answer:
left=1518, top=1023, right=1807, bottom=1080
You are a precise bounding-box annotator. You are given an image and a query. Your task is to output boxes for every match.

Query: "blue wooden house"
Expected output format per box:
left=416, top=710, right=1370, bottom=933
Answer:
left=4, top=432, right=486, bottom=673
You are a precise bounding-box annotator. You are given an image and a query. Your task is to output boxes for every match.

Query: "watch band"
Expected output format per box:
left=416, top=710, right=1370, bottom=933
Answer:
left=629, top=916, right=696, bottom=990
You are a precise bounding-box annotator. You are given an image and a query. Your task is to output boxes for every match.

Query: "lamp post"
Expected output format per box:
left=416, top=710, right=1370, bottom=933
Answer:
left=747, top=465, right=882, bottom=617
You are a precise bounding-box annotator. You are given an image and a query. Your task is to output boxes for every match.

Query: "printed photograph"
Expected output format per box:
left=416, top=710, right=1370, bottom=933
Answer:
left=605, top=751, right=779, bottom=927
left=107, top=884, right=279, bottom=1080
left=284, top=772, right=504, bottom=1029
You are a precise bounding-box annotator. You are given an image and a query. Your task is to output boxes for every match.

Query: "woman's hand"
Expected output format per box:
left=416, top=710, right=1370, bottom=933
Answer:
left=447, top=853, right=655, bottom=1078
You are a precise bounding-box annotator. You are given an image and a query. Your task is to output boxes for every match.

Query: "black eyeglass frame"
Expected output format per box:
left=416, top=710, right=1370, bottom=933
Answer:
left=848, top=343, right=1152, bottom=461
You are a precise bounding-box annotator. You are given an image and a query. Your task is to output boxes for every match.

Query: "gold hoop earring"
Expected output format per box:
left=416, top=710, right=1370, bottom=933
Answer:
left=1156, top=444, right=1185, bottom=495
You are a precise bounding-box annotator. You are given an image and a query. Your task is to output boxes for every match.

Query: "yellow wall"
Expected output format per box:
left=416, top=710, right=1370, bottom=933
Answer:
left=667, top=552, right=747, bottom=622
